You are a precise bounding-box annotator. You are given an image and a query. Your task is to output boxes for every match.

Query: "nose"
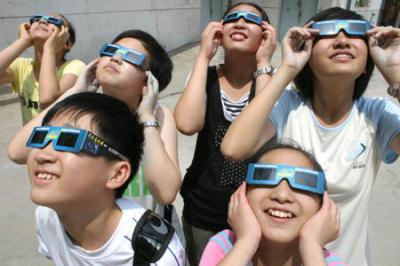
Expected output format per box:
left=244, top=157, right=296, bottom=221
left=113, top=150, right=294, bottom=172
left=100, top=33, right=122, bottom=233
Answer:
left=233, top=18, right=246, bottom=28
left=333, top=31, right=350, bottom=48
left=38, top=18, right=49, bottom=25
left=269, top=180, right=295, bottom=204
left=111, top=53, right=123, bottom=64
left=34, top=143, right=57, bottom=165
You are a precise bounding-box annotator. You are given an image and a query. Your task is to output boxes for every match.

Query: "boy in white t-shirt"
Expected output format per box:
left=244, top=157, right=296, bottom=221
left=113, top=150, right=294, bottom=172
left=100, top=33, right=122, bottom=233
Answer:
left=26, top=92, right=185, bottom=265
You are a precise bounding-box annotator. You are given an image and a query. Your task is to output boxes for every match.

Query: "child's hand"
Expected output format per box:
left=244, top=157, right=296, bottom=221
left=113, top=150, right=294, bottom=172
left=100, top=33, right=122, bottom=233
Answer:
left=299, top=192, right=340, bottom=250
left=228, top=182, right=261, bottom=255
left=18, top=23, right=33, bottom=46
left=367, top=26, right=400, bottom=82
left=137, top=71, right=159, bottom=121
left=256, top=22, right=277, bottom=67
left=43, top=25, right=70, bottom=53
left=281, top=23, right=318, bottom=73
left=71, top=59, right=99, bottom=93
left=198, top=21, right=224, bottom=62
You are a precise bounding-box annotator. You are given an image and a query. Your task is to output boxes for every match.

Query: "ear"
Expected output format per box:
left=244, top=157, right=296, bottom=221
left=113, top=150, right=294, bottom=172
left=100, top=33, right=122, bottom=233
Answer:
left=105, top=161, right=131, bottom=190
left=64, top=40, right=73, bottom=53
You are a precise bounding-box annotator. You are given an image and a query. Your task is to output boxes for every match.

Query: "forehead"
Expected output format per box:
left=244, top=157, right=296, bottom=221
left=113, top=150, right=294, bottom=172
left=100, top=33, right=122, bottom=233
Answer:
left=47, top=112, right=96, bottom=133
left=258, top=148, right=315, bottom=169
left=114, top=38, right=148, bottom=57
left=229, top=4, right=261, bottom=16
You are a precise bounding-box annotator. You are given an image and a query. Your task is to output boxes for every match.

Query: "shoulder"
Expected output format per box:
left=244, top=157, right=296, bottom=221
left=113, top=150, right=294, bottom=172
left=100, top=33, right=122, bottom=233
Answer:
left=60, top=59, right=86, bottom=74
left=323, top=248, right=347, bottom=265
left=10, top=57, right=33, bottom=70
left=356, top=96, right=400, bottom=122
left=199, top=230, right=235, bottom=266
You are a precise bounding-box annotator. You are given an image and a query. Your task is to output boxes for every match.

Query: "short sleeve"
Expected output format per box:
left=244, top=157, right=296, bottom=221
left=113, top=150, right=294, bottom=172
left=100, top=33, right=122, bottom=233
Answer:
left=199, top=230, right=235, bottom=266
left=323, top=249, right=347, bottom=265
left=358, top=98, right=400, bottom=163
left=269, top=86, right=303, bottom=139
left=35, top=207, right=51, bottom=259
left=9, top=57, right=24, bottom=93
left=59, top=59, right=85, bottom=77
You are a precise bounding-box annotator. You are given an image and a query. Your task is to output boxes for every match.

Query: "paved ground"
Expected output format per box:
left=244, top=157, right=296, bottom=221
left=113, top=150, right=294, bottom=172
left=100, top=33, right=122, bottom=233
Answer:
left=0, top=44, right=399, bottom=265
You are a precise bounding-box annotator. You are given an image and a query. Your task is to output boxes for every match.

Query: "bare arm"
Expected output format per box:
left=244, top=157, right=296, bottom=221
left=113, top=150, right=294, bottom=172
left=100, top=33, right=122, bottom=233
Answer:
left=7, top=59, right=98, bottom=164
left=138, top=72, right=181, bottom=205
left=174, top=22, right=223, bottom=135
left=367, top=26, right=400, bottom=155
left=39, top=26, right=76, bottom=108
left=221, top=26, right=318, bottom=160
left=141, top=106, right=181, bottom=205
left=0, top=23, right=32, bottom=86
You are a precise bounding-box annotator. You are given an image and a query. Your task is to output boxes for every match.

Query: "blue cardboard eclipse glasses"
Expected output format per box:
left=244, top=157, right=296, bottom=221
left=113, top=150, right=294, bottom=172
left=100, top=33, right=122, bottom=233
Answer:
left=223, top=10, right=263, bottom=25
left=29, top=15, right=64, bottom=27
left=27, top=126, right=128, bottom=161
left=246, top=163, right=326, bottom=195
left=311, top=19, right=372, bottom=37
left=99, top=43, right=148, bottom=70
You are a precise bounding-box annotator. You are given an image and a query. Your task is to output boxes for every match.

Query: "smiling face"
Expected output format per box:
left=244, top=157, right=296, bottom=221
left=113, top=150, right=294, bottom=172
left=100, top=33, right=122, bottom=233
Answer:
left=221, top=4, right=264, bottom=54
left=308, top=31, right=368, bottom=81
left=246, top=148, right=321, bottom=244
left=96, top=37, right=148, bottom=109
left=27, top=114, right=117, bottom=209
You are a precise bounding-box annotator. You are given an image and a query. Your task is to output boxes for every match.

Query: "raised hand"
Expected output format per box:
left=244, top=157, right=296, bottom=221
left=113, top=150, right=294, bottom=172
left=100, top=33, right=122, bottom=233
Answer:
left=299, top=192, right=340, bottom=249
left=72, top=59, right=99, bottom=93
left=367, top=26, right=400, bottom=83
left=18, top=23, right=33, bottom=47
left=198, top=21, right=224, bottom=62
left=256, top=22, right=277, bottom=67
left=43, top=25, right=70, bottom=53
left=228, top=182, right=261, bottom=255
left=137, top=71, right=159, bottom=121
left=281, top=23, right=318, bottom=73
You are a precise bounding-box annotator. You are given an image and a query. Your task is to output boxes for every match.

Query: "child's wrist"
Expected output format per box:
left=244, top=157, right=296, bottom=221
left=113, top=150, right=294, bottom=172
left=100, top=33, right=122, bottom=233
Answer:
left=17, top=38, right=32, bottom=48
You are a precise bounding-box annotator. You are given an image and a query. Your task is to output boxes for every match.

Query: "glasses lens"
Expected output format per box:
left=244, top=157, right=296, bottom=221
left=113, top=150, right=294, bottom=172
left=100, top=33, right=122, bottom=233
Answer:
left=319, top=22, right=337, bottom=35
left=294, top=172, right=318, bottom=188
left=124, top=51, right=142, bottom=64
left=48, top=17, right=60, bottom=25
left=56, top=132, right=79, bottom=147
left=30, top=130, right=48, bottom=144
left=103, top=45, right=118, bottom=54
left=253, top=167, right=276, bottom=181
left=348, top=22, right=366, bottom=34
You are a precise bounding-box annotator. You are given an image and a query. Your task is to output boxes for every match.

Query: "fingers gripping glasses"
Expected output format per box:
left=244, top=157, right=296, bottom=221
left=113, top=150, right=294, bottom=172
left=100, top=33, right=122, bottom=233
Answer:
left=27, top=126, right=128, bottom=161
left=311, top=19, right=372, bottom=37
left=223, top=10, right=263, bottom=25
left=29, top=15, right=64, bottom=27
left=246, top=163, right=326, bottom=195
left=99, top=43, right=148, bottom=70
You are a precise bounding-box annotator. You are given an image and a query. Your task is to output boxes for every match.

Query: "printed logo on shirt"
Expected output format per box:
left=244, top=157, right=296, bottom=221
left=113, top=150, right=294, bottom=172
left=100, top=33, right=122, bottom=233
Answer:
left=346, top=141, right=367, bottom=169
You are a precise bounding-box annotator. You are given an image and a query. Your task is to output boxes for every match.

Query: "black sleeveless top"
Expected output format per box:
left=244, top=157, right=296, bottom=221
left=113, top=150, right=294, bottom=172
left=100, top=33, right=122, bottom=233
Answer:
left=181, top=66, right=256, bottom=231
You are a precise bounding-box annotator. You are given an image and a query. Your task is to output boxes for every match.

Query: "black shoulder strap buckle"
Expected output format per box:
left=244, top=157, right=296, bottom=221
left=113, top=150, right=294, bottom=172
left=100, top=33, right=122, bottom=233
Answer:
left=132, top=210, right=175, bottom=265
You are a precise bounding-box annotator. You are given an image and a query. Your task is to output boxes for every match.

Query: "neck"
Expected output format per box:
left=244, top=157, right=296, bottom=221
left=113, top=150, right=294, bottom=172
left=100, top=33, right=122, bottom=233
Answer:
left=223, top=51, right=256, bottom=87
left=33, top=41, right=65, bottom=70
left=55, top=196, right=122, bottom=251
left=252, top=239, right=302, bottom=266
left=312, top=75, right=355, bottom=126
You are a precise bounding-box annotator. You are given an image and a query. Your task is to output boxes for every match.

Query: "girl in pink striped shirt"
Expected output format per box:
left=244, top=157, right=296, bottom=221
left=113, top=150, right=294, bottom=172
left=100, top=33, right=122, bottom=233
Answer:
left=200, top=143, right=346, bottom=266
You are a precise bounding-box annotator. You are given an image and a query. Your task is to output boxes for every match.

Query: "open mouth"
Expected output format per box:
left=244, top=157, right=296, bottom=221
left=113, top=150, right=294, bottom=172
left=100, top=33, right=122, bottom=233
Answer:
left=230, top=31, right=248, bottom=40
left=34, top=171, right=59, bottom=181
left=266, top=208, right=295, bottom=219
left=330, top=51, right=354, bottom=60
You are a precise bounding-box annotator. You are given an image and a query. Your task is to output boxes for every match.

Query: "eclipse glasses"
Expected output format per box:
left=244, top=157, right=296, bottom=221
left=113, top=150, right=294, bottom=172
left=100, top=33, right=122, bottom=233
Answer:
left=30, top=15, right=64, bottom=27
left=246, top=163, right=326, bottom=195
left=223, top=10, right=263, bottom=25
left=99, top=43, right=148, bottom=70
left=311, top=19, right=372, bottom=37
left=27, top=126, right=128, bottom=161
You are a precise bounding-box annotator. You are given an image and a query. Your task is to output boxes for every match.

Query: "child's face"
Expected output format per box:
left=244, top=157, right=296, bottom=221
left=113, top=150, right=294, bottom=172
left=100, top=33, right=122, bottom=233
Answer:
left=29, top=13, right=67, bottom=41
left=96, top=37, right=148, bottom=109
left=222, top=4, right=264, bottom=54
left=308, top=31, right=368, bottom=81
left=246, top=148, right=321, bottom=244
left=27, top=114, right=117, bottom=209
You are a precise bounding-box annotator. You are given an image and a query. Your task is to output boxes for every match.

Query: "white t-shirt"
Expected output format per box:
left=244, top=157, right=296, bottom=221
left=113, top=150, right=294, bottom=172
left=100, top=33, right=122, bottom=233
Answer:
left=35, top=198, right=186, bottom=266
left=269, top=87, right=400, bottom=266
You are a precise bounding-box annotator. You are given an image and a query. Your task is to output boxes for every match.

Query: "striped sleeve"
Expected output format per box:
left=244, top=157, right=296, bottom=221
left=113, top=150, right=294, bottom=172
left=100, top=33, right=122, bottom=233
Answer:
left=199, top=230, right=235, bottom=266
left=324, top=249, right=347, bottom=266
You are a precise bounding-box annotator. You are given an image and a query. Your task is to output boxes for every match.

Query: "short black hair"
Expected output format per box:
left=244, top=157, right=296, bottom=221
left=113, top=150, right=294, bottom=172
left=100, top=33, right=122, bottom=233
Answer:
left=112, top=30, right=173, bottom=92
left=42, top=92, right=144, bottom=198
left=294, top=7, right=374, bottom=101
left=223, top=1, right=270, bottom=23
